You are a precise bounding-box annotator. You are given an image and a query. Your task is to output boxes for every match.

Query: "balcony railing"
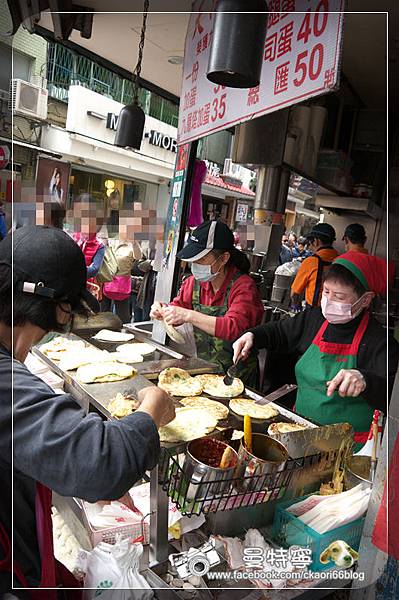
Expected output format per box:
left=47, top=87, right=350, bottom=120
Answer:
left=46, top=42, right=179, bottom=127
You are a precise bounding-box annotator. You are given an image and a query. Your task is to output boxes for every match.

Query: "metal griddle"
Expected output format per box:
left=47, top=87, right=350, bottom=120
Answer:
left=32, top=333, right=219, bottom=419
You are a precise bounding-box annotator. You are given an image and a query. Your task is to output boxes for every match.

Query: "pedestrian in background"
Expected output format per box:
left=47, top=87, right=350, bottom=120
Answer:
left=279, top=233, right=292, bottom=265
left=70, top=195, right=105, bottom=303
left=291, top=223, right=339, bottom=308
left=293, top=236, right=311, bottom=260
left=343, top=223, right=368, bottom=254
left=102, top=211, right=141, bottom=324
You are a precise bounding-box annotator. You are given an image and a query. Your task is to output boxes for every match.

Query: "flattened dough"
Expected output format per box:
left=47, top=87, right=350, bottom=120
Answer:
left=116, top=342, right=155, bottom=356
left=40, top=337, right=85, bottom=360
left=92, top=330, right=134, bottom=342
left=108, top=393, right=140, bottom=418
left=229, top=397, right=279, bottom=420
left=195, top=374, right=244, bottom=398
left=76, top=362, right=135, bottom=383
left=268, top=422, right=308, bottom=435
left=179, top=396, right=228, bottom=421
left=159, top=407, right=217, bottom=443
left=158, top=368, right=203, bottom=396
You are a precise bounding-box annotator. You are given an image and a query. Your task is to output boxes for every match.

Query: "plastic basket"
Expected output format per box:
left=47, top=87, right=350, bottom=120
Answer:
left=81, top=500, right=150, bottom=547
left=272, top=494, right=365, bottom=571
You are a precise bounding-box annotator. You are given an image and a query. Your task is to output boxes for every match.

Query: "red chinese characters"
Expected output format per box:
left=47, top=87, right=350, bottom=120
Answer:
left=267, top=0, right=280, bottom=28
left=183, top=86, right=198, bottom=110
left=264, top=33, right=277, bottom=62
left=274, top=61, right=290, bottom=94
left=196, top=31, right=213, bottom=56
left=247, top=86, right=260, bottom=106
left=277, top=21, right=294, bottom=57
left=280, top=0, right=296, bottom=18
left=265, top=20, right=294, bottom=62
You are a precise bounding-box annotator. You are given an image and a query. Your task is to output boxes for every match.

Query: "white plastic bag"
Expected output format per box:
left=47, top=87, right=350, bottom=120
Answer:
left=84, top=501, right=143, bottom=530
left=83, top=538, right=153, bottom=600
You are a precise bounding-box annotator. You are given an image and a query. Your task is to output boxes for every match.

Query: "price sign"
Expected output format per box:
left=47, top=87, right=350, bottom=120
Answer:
left=178, top=0, right=344, bottom=144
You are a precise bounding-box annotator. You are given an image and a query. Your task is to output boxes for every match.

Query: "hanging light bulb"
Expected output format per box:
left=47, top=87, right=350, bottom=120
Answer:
left=115, top=0, right=149, bottom=150
left=207, top=0, right=268, bottom=88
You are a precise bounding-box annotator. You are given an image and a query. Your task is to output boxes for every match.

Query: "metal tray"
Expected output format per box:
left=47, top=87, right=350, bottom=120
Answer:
left=33, top=334, right=157, bottom=417
left=32, top=334, right=218, bottom=419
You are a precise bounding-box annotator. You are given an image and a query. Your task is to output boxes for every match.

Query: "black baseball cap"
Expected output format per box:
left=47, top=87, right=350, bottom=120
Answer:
left=342, top=223, right=367, bottom=243
left=0, top=226, right=100, bottom=313
left=177, top=220, right=234, bottom=261
left=306, top=222, right=336, bottom=243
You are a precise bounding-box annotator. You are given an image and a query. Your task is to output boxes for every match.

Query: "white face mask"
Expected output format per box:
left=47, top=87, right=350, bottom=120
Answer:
left=191, top=257, right=221, bottom=283
left=321, top=294, right=366, bottom=325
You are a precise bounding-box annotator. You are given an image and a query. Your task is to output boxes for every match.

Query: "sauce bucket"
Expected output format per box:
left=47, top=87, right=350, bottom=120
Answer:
left=344, top=455, right=372, bottom=489
left=183, top=437, right=238, bottom=502
left=236, top=433, right=289, bottom=492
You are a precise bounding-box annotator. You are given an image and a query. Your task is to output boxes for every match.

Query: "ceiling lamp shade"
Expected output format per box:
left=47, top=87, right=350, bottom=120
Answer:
left=206, top=0, right=268, bottom=88
left=114, top=0, right=149, bottom=150
left=114, top=103, right=145, bottom=150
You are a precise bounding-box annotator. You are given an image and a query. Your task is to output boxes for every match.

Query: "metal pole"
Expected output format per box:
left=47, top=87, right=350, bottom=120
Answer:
left=149, top=464, right=170, bottom=566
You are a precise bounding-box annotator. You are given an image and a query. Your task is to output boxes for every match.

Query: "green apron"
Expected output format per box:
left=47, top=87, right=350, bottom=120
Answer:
left=295, top=312, right=373, bottom=450
left=192, top=272, right=259, bottom=388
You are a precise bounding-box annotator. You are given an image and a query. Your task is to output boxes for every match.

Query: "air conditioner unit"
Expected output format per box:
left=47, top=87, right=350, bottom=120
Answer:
left=9, top=79, right=48, bottom=120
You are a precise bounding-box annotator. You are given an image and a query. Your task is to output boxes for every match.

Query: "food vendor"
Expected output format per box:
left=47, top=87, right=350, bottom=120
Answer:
left=0, top=226, right=175, bottom=593
left=233, top=251, right=399, bottom=447
left=150, top=220, right=264, bottom=385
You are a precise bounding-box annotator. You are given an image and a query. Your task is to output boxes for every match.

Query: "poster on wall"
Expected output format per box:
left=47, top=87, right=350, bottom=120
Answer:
left=178, top=0, right=344, bottom=144
left=236, top=203, right=249, bottom=222
left=36, top=158, right=70, bottom=209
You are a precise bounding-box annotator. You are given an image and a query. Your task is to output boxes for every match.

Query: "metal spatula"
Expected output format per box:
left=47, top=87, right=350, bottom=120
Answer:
left=254, top=383, right=297, bottom=406
left=223, top=360, right=241, bottom=386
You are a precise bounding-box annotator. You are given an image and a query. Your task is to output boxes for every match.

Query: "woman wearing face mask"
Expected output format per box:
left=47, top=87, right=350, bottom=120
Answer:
left=150, top=221, right=264, bottom=386
left=233, top=251, right=398, bottom=448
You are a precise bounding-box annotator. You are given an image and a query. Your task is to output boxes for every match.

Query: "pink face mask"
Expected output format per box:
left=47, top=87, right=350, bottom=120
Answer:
left=321, top=294, right=366, bottom=325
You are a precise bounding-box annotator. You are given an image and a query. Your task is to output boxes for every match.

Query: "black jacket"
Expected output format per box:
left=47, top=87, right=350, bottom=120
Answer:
left=0, top=344, right=160, bottom=590
left=248, top=307, right=399, bottom=413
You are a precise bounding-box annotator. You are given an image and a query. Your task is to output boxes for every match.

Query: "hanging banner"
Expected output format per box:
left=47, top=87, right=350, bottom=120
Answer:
left=178, top=0, right=344, bottom=144
left=162, top=143, right=191, bottom=268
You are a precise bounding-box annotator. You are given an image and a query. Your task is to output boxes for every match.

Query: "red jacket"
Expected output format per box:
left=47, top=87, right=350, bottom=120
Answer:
left=171, top=265, right=264, bottom=342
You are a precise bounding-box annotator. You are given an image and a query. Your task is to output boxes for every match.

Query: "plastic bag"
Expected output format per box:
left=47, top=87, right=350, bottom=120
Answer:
left=84, top=500, right=143, bottom=530
left=275, top=259, right=302, bottom=276
left=83, top=538, right=153, bottom=599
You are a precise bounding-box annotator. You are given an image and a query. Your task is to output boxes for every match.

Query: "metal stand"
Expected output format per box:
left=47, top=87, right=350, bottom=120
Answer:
left=149, top=463, right=170, bottom=566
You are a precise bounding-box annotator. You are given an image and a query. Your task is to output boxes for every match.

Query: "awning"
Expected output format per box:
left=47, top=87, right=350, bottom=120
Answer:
left=204, top=173, right=255, bottom=198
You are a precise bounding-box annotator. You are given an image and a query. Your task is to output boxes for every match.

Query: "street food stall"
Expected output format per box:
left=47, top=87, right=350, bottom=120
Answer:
left=28, top=323, right=381, bottom=597
left=6, top=0, right=394, bottom=596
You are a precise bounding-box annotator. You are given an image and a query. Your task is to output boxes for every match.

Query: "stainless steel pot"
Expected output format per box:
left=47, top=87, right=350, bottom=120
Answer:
left=235, top=433, right=288, bottom=492
left=183, top=437, right=238, bottom=502
left=344, top=455, right=372, bottom=489
left=244, top=251, right=266, bottom=273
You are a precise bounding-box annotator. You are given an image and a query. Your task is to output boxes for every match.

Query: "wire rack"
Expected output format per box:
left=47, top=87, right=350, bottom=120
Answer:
left=158, top=448, right=300, bottom=517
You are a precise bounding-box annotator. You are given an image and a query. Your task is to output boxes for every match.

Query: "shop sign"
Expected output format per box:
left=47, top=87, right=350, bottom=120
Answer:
left=0, top=145, right=10, bottom=170
left=204, top=160, right=221, bottom=178
left=178, top=0, right=344, bottom=144
left=147, top=130, right=177, bottom=153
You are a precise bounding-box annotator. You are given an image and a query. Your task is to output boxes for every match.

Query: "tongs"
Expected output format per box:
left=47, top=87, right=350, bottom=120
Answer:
left=223, top=359, right=241, bottom=386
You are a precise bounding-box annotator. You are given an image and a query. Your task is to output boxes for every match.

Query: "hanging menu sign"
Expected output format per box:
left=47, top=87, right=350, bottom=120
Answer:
left=178, top=0, right=344, bottom=144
